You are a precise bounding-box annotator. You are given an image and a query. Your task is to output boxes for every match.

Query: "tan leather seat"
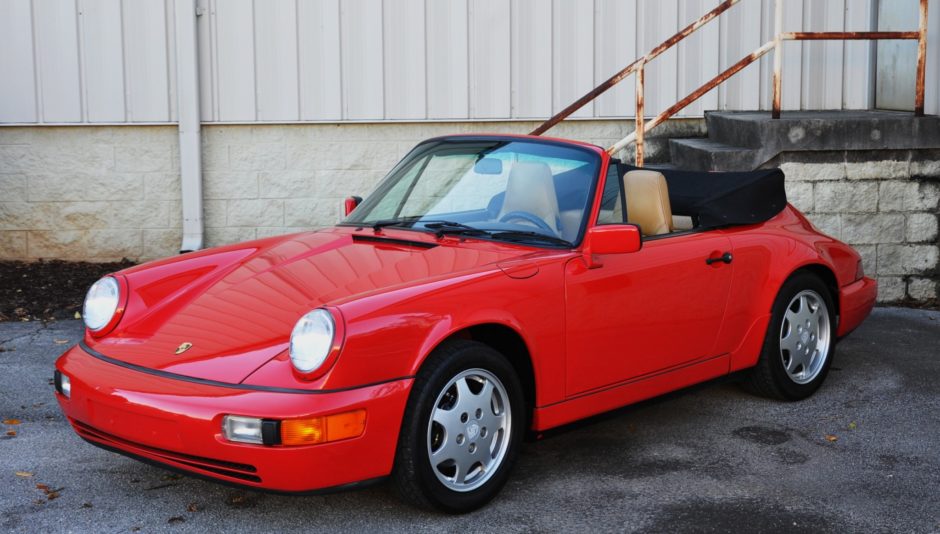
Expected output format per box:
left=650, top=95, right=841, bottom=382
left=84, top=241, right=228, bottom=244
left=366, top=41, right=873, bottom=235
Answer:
left=623, top=169, right=674, bottom=236
left=499, top=161, right=561, bottom=234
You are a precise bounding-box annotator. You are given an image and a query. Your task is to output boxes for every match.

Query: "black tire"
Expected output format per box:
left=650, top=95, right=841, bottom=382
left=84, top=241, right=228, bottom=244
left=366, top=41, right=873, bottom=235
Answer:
left=741, top=271, right=837, bottom=401
left=393, top=339, right=525, bottom=513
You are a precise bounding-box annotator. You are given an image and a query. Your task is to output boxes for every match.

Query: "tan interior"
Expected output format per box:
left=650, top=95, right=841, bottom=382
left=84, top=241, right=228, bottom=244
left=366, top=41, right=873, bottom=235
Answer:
left=623, top=169, right=674, bottom=236
left=499, top=161, right=561, bottom=234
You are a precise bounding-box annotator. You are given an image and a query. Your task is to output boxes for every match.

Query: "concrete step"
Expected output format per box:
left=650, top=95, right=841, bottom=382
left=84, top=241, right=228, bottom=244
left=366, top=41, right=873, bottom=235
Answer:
left=704, top=113, right=765, bottom=148
left=665, top=110, right=940, bottom=172
left=668, top=138, right=760, bottom=172
left=708, top=110, right=940, bottom=152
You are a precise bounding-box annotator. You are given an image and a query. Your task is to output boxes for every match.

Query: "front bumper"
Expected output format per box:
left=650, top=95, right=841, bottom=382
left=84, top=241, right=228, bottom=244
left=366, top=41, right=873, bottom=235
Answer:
left=837, top=276, right=878, bottom=338
left=55, top=344, right=412, bottom=493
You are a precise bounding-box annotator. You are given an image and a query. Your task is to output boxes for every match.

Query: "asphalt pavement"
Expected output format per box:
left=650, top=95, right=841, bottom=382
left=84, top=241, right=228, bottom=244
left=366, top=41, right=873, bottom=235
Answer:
left=1, top=308, right=938, bottom=533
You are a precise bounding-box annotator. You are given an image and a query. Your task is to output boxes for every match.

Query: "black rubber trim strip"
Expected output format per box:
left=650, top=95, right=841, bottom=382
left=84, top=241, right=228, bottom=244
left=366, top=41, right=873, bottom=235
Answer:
left=78, top=341, right=414, bottom=395
left=54, top=369, right=64, bottom=395
left=79, top=437, right=386, bottom=496
left=73, top=419, right=258, bottom=472
left=536, top=353, right=729, bottom=409
left=351, top=234, right=438, bottom=249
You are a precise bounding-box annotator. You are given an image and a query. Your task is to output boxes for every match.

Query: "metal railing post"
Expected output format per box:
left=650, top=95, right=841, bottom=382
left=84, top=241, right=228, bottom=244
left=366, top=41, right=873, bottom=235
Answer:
left=771, top=0, right=783, bottom=119
left=635, top=62, right=645, bottom=166
left=915, top=0, right=929, bottom=117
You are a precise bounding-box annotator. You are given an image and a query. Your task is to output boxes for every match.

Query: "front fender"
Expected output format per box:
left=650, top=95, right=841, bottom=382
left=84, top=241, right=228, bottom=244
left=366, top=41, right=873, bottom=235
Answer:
left=318, top=259, right=570, bottom=407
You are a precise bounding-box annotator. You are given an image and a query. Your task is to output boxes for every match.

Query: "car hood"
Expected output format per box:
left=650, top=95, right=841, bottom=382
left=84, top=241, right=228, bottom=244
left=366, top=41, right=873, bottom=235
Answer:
left=88, top=229, right=532, bottom=384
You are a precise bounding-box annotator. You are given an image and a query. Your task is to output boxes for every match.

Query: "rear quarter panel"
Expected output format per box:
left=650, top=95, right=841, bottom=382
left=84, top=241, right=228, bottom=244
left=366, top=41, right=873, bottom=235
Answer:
left=717, top=206, right=862, bottom=372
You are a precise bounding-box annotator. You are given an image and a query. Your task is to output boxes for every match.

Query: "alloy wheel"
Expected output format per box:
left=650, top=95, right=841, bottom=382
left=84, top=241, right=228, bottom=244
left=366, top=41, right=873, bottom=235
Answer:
left=779, top=289, right=831, bottom=385
left=426, top=368, right=511, bottom=492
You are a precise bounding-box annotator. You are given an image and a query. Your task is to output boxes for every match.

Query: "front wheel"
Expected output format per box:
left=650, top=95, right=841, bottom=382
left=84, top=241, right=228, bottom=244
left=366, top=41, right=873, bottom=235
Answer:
left=393, top=340, right=524, bottom=513
left=742, top=272, right=837, bottom=400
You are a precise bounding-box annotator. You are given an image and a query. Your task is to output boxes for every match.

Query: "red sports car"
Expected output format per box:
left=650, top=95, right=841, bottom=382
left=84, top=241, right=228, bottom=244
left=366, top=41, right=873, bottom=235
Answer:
left=55, top=134, right=876, bottom=512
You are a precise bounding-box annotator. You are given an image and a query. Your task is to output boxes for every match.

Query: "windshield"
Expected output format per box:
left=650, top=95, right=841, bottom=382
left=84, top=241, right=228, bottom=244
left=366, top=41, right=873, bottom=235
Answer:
left=343, top=139, right=601, bottom=247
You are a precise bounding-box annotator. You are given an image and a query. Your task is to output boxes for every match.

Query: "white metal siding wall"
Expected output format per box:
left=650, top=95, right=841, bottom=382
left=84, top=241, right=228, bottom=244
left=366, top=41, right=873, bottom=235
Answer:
left=1, top=0, right=938, bottom=124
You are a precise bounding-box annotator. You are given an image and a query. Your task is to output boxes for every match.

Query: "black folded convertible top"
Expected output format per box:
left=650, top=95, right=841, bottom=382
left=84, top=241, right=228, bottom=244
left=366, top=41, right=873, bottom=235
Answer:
left=618, top=163, right=788, bottom=229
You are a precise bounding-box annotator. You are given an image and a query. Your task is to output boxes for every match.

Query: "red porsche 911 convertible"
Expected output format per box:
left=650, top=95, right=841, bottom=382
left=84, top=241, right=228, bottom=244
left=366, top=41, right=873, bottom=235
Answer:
left=55, top=134, right=876, bottom=512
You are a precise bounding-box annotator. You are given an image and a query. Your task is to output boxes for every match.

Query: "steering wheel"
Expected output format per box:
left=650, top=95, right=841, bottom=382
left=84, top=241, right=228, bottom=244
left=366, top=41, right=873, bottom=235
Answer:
left=498, top=211, right=555, bottom=233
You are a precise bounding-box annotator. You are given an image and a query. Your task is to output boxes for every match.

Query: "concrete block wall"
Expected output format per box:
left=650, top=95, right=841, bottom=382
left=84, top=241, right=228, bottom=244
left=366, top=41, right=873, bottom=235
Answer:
left=771, top=150, right=940, bottom=303
left=0, top=127, right=182, bottom=261
left=2, top=122, right=938, bottom=304
left=0, top=120, right=700, bottom=261
left=196, top=120, right=705, bottom=245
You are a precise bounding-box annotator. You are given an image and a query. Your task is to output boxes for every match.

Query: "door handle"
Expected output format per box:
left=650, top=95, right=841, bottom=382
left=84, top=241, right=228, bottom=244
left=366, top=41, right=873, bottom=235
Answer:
left=706, top=252, right=733, bottom=265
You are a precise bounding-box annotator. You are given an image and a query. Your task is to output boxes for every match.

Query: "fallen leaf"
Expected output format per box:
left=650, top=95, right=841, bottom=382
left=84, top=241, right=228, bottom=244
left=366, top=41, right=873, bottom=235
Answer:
left=46, top=491, right=60, bottom=500
left=3, top=419, right=21, bottom=425
left=74, top=312, right=82, bottom=320
left=848, top=421, right=857, bottom=430
left=825, top=434, right=838, bottom=442
left=53, top=339, right=69, bottom=345
left=15, top=471, right=34, bottom=478
left=36, top=483, right=50, bottom=491
left=81, top=502, right=93, bottom=508
left=187, top=502, right=200, bottom=513
left=6, top=430, right=16, bottom=437
left=160, top=473, right=183, bottom=481
left=167, top=516, right=185, bottom=524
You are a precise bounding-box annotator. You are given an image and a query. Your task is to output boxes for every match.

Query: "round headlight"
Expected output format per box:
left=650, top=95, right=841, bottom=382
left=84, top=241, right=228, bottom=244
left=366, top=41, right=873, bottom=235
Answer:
left=289, top=309, right=335, bottom=374
left=83, top=277, right=121, bottom=331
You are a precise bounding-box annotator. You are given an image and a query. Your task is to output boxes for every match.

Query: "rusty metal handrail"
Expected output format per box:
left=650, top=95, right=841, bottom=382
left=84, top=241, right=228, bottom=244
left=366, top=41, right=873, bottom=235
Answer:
left=528, top=0, right=741, bottom=137
left=532, top=0, right=929, bottom=166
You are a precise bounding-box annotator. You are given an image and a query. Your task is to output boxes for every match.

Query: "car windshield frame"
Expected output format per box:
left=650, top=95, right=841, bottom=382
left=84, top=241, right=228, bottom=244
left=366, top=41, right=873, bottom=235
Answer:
left=339, top=137, right=603, bottom=249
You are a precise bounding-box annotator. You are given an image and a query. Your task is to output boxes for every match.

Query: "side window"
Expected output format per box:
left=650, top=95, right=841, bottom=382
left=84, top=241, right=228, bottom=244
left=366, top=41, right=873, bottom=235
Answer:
left=596, top=165, right=625, bottom=225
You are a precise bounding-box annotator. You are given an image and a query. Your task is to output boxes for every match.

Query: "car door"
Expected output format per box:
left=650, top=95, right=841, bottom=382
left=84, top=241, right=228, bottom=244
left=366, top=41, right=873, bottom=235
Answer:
left=564, top=172, right=734, bottom=396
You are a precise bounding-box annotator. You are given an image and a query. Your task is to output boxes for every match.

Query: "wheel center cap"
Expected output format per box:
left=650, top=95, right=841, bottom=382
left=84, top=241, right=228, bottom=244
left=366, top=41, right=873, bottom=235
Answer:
left=800, top=329, right=810, bottom=344
left=466, top=422, right=480, bottom=440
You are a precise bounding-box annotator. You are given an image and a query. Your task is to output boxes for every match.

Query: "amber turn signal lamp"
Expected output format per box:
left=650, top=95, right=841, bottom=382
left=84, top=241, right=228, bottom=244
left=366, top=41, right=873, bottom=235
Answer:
left=280, top=410, right=366, bottom=446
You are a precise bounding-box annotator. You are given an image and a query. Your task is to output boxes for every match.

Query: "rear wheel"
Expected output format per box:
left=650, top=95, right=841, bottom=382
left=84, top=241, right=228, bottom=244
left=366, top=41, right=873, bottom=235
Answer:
left=742, top=272, right=837, bottom=400
left=393, top=340, right=524, bottom=513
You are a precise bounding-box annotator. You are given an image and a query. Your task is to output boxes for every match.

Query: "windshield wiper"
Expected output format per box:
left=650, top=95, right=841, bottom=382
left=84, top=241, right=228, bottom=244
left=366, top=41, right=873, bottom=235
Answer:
left=369, top=216, right=423, bottom=231
left=422, top=221, right=490, bottom=238
left=486, top=230, right=573, bottom=247
left=369, top=219, right=570, bottom=246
